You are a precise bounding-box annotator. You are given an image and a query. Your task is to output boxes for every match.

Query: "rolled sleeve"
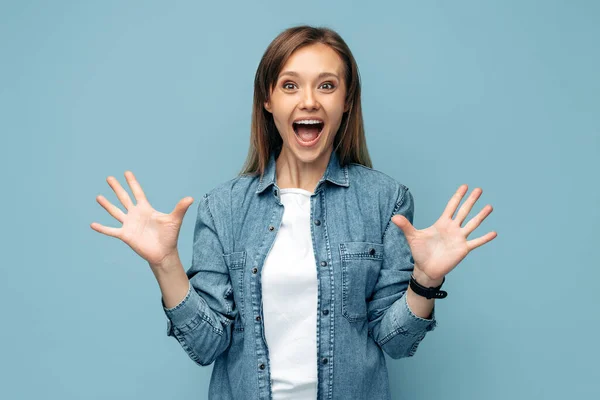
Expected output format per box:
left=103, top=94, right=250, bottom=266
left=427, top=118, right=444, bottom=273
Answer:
left=390, top=290, right=437, bottom=333
left=160, top=192, right=237, bottom=365
left=367, top=185, right=438, bottom=359
left=162, top=281, right=201, bottom=336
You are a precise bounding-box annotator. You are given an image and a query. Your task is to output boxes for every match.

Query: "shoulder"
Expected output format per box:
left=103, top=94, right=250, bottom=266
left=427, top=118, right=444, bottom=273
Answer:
left=347, top=162, right=411, bottom=204
left=201, top=174, right=258, bottom=209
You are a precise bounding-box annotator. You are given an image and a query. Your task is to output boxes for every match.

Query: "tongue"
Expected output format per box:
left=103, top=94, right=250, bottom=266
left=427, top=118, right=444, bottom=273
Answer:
left=296, top=125, right=320, bottom=142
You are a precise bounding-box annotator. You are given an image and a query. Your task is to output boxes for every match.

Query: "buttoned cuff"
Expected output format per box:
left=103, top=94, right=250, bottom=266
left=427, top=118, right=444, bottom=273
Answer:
left=162, top=281, right=206, bottom=336
left=390, top=292, right=437, bottom=335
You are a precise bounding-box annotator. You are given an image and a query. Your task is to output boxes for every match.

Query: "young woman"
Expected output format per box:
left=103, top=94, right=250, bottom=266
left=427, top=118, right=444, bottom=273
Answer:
left=91, top=25, right=496, bottom=400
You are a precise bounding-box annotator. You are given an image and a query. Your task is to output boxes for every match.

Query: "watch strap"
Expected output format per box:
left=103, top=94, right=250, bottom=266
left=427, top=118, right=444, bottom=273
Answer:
left=409, top=274, right=448, bottom=299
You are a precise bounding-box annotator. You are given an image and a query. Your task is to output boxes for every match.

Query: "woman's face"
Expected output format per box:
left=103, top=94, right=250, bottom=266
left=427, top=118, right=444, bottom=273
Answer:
left=264, top=43, right=349, bottom=163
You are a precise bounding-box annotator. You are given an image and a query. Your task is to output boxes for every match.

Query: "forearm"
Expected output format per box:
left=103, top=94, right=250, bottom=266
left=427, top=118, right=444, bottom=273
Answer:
left=149, top=251, right=190, bottom=309
left=369, top=265, right=439, bottom=358
left=406, top=266, right=444, bottom=320
left=153, top=250, right=235, bottom=366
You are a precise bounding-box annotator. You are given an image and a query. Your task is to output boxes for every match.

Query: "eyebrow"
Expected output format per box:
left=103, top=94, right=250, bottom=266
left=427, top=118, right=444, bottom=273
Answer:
left=278, top=71, right=340, bottom=80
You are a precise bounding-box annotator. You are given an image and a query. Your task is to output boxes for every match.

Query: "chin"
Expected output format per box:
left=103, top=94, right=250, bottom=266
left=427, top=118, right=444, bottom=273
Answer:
left=291, top=142, right=332, bottom=164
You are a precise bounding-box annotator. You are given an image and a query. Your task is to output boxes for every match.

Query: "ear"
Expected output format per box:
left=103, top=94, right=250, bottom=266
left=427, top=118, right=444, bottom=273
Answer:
left=264, top=100, right=272, bottom=113
left=344, top=101, right=351, bottom=113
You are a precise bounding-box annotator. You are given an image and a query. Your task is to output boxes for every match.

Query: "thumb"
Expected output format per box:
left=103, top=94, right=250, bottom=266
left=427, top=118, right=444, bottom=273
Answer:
left=391, top=214, right=416, bottom=239
left=171, top=197, right=194, bottom=221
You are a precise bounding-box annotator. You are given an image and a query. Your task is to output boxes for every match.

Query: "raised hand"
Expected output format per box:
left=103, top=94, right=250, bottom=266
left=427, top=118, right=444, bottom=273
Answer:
left=391, top=184, right=497, bottom=282
left=90, top=171, right=194, bottom=267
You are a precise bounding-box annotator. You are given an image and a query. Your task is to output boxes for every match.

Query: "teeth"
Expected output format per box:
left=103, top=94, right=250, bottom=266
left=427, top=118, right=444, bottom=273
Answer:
left=295, top=120, right=322, bottom=125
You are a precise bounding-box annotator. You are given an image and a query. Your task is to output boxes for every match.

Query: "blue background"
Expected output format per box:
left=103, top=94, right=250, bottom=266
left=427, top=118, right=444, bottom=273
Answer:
left=1, top=0, right=598, bottom=399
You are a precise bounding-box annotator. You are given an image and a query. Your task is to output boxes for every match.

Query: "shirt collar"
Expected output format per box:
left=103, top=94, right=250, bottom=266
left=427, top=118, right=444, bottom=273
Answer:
left=256, top=147, right=349, bottom=194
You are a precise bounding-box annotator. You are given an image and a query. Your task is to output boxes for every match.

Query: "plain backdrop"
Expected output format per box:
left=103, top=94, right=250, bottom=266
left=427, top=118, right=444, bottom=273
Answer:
left=1, top=1, right=598, bottom=399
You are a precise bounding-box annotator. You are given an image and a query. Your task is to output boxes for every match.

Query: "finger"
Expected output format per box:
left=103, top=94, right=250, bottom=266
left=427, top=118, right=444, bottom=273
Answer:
left=462, top=204, right=493, bottom=235
left=124, top=171, right=148, bottom=204
left=96, top=195, right=126, bottom=223
left=107, top=176, right=134, bottom=210
left=171, top=197, right=194, bottom=221
left=466, top=231, right=497, bottom=251
left=454, top=187, right=483, bottom=226
left=391, top=214, right=417, bottom=240
left=441, top=184, right=469, bottom=220
left=90, top=222, right=122, bottom=239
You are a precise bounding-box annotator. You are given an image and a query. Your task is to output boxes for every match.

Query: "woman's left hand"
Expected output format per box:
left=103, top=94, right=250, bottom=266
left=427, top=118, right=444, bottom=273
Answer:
left=391, top=184, right=497, bottom=284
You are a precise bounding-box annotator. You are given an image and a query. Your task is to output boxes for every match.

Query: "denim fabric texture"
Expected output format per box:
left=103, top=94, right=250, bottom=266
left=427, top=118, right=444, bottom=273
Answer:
left=161, top=147, right=437, bottom=399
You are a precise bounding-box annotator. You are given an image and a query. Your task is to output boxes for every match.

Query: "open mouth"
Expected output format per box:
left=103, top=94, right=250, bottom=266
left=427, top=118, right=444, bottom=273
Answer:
left=292, top=121, right=324, bottom=143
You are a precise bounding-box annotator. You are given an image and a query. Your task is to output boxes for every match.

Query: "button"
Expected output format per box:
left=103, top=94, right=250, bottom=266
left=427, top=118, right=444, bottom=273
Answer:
left=369, top=248, right=376, bottom=255
left=256, top=316, right=261, bottom=321
left=320, top=261, right=327, bottom=267
left=322, top=358, right=328, bottom=364
left=252, top=267, right=258, bottom=274
left=314, top=219, right=321, bottom=226
left=259, top=363, right=265, bottom=370
left=322, top=309, right=329, bottom=315
left=268, top=225, right=275, bottom=231
left=274, top=189, right=278, bottom=196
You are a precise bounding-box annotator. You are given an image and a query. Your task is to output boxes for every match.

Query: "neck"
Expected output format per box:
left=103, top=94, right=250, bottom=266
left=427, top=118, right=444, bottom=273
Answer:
left=275, top=146, right=332, bottom=192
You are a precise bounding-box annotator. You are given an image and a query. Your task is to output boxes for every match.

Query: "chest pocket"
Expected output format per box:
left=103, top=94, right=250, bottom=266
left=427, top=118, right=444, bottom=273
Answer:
left=223, top=251, right=246, bottom=327
left=339, top=241, right=384, bottom=322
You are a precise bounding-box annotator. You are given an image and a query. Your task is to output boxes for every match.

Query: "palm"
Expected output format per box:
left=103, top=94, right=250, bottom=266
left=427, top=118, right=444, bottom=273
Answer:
left=90, top=171, right=194, bottom=266
left=392, top=185, right=497, bottom=281
left=118, top=202, right=184, bottom=265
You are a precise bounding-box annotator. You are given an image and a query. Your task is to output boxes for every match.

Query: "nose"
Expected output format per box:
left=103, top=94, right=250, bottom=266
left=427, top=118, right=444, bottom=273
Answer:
left=299, top=88, right=320, bottom=111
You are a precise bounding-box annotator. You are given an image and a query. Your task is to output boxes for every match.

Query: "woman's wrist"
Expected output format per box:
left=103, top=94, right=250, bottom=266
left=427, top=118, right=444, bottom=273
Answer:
left=150, top=250, right=182, bottom=275
left=412, top=264, right=445, bottom=288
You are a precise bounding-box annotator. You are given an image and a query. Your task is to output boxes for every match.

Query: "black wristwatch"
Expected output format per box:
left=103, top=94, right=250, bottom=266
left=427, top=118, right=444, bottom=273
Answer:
left=409, top=274, right=448, bottom=299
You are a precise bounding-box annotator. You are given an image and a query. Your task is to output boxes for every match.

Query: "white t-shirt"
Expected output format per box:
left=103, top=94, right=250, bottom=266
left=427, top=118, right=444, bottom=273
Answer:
left=261, top=187, right=318, bottom=399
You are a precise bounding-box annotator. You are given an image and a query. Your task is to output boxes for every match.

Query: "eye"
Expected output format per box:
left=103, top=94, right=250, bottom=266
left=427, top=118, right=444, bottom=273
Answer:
left=282, top=81, right=297, bottom=90
left=320, top=82, right=336, bottom=90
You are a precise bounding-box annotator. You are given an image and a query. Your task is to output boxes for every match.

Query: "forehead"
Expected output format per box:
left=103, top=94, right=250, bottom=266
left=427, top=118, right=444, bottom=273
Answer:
left=278, top=43, right=344, bottom=78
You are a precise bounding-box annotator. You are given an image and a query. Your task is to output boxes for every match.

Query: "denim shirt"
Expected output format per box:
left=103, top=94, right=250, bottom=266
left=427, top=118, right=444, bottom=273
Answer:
left=162, top=148, right=437, bottom=399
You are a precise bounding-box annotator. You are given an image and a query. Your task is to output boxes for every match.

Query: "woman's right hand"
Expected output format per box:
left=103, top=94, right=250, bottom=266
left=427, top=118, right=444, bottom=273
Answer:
left=90, top=171, right=194, bottom=268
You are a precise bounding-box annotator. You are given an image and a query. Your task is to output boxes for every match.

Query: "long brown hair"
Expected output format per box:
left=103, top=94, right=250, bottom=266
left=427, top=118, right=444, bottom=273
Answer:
left=238, top=25, right=372, bottom=177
